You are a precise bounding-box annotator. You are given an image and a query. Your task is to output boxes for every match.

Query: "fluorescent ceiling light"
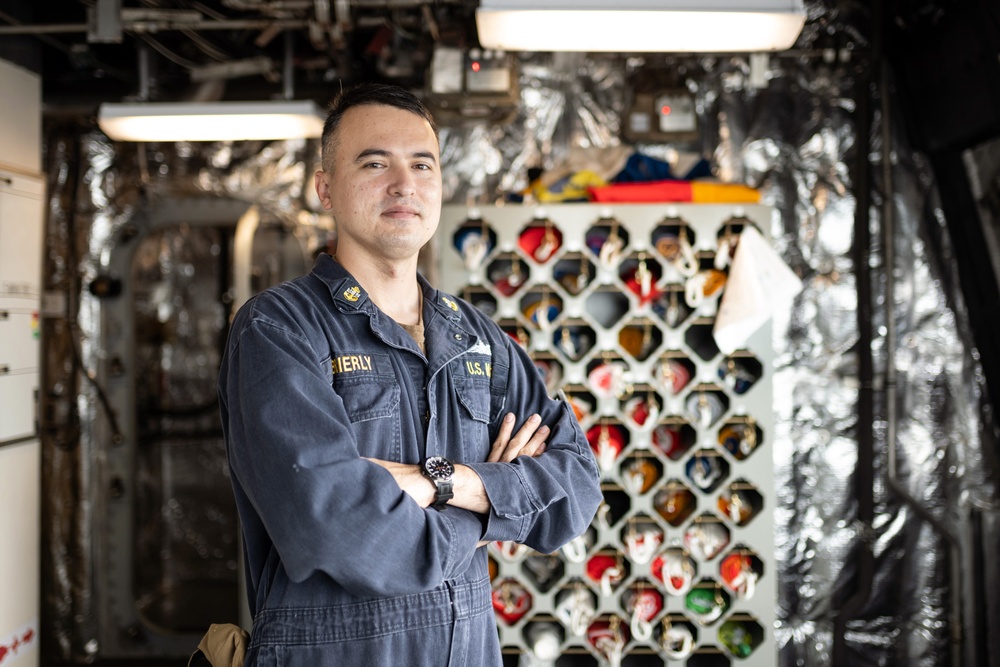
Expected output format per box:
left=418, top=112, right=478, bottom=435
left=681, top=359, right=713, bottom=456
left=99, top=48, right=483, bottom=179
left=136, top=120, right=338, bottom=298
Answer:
left=476, top=0, right=807, bottom=53
left=97, top=100, right=326, bottom=142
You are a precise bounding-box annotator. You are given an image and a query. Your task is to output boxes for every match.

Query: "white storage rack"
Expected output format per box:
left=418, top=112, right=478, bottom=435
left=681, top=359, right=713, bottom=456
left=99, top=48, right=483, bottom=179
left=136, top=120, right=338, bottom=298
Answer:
left=438, top=203, right=777, bottom=667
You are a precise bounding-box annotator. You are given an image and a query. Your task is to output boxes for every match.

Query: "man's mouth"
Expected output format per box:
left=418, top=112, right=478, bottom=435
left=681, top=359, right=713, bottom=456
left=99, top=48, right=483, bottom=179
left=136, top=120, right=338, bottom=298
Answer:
left=383, top=206, right=420, bottom=218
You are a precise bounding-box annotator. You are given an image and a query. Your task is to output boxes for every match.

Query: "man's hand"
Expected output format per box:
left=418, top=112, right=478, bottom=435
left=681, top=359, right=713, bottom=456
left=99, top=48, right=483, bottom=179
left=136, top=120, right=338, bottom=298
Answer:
left=366, top=412, right=551, bottom=510
left=488, top=412, right=549, bottom=462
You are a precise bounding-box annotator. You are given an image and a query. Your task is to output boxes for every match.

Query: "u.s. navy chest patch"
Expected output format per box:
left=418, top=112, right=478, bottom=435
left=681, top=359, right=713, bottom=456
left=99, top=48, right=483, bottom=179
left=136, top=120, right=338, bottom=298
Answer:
left=463, top=357, right=493, bottom=378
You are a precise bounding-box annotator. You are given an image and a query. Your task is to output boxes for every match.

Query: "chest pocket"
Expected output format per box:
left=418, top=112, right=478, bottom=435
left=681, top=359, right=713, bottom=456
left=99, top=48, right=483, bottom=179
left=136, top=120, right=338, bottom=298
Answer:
left=328, top=353, right=400, bottom=422
left=454, top=356, right=492, bottom=423
left=453, top=346, right=510, bottom=437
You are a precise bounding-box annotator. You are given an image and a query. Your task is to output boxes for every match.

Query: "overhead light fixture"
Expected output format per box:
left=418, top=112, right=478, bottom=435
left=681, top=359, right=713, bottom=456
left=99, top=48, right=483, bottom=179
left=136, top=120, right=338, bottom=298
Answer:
left=97, top=100, right=326, bottom=142
left=476, top=0, right=807, bottom=53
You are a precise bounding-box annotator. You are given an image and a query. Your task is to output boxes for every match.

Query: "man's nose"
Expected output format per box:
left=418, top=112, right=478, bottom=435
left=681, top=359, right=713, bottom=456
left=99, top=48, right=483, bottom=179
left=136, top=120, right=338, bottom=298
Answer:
left=389, top=165, right=416, bottom=196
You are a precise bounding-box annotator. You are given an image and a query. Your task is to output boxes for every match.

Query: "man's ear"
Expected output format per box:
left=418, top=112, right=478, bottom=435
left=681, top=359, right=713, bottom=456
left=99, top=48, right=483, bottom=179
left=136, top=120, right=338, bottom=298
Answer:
left=314, top=170, right=333, bottom=210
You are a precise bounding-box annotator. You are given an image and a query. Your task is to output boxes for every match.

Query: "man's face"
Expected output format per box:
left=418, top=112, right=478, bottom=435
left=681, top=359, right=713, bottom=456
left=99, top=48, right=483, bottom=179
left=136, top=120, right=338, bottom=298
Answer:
left=315, top=104, right=442, bottom=264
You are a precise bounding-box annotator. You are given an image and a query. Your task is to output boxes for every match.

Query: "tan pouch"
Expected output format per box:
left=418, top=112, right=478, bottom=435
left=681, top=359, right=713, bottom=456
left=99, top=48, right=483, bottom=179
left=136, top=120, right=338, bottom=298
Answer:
left=188, top=623, right=249, bottom=667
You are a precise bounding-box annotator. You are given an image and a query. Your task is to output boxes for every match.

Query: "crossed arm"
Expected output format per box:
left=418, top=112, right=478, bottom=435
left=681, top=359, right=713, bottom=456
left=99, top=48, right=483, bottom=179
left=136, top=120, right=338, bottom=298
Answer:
left=366, top=411, right=549, bottom=513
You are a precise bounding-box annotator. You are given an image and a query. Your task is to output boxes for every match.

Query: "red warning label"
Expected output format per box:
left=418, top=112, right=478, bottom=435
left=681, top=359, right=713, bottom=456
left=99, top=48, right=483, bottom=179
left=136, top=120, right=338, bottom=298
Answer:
left=0, top=623, right=37, bottom=666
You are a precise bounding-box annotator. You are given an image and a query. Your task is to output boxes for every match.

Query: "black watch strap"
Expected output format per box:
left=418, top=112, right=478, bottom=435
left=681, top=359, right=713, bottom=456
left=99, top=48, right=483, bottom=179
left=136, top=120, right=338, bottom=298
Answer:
left=431, top=479, right=454, bottom=510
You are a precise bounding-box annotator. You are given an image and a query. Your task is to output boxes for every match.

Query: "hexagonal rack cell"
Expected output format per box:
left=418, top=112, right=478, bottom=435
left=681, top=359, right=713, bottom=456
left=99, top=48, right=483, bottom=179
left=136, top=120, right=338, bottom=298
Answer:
left=459, top=285, right=497, bottom=318
left=651, top=419, right=697, bottom=462
left=619, top=252, right=665, bottom=307
left=653, top=352, right=695, bottom=397
left=718, top=352, right=764, bottom=395
left=652, top=479, right=697, bottom=528
left=551, top=320, right=597, bottom=362
left=563, top=384, right=597, bottom=426
left=585, top=355, right=633, bottom=401
left=717, top=416, right=763, bottom=461
left=491, top=539, right=530, bottom=563
left=714, top=215, right=764, bottom=271
left=686, top=268, right=728, bottom=321
left=497, top=317, right=531, bottom=350
left=684, top=386, right=730, bottom=430
left=532, top=353, right=564, bottom=395
left=716, top=480, right=764, bottom=527
left=719, top=546, right=764, bottom=600
left=585, top=549, right=630, bottom=597
left=486, top=253, right=531, bottom=297
left=718, top=614, right=765, bottom=659
left=684, top=514, right=732, bottom=561
left=585, top=615, right=631, bottom=663
left=521, top=553, right=566, bottom=593
left=520, top=288, right=564, bottom=330
left=651, top=284, right=694, bottom=329
left=562, top=526, right=599, bottom=565
left=584, top=287, right=631, bottom=329
left=518, top=217, right=564, bottom=264
left=621, top=388, right=662, bottom=430
left=451, top=215, right=497, bottom=271
left=619, top=454, right=663, bottom=495
left=521, top=619, right=566, bottom=662
left=684, top=579, right=731, bottom=626
left=685, top=320, right=722, bottom=361
left=658, top=614, right=701, bottom=662
left=685, top=449, right=731, bottom=494
left=585, top=217, right=630, bottom=269
left=619, top=318, right=663, bottom=362
left=651, top=547, right=698, bottom=597
left=586, top=421, right=630, bottom=478
left=554, top=580, right=599, bottom=639
left=553, top=252, right=597, bottom=296
left=620, top=515, right=665, bottom=565
left=652, top=217, right=698, bottom=277
left=619, top=581, right=664, bottom=631
left=491, top=578, right=533, bottom=625
left=598, top=487, right=632, bottom=529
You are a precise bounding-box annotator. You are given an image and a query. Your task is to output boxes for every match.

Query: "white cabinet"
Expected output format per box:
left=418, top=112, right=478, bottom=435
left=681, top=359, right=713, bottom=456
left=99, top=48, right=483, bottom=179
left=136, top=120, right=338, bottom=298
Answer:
left=0, top=170, right=44, bottom=443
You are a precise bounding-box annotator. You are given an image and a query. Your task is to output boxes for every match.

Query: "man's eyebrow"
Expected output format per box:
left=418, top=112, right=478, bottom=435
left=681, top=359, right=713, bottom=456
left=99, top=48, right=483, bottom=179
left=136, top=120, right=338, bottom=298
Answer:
left=354, top=148, right=438, bottom=164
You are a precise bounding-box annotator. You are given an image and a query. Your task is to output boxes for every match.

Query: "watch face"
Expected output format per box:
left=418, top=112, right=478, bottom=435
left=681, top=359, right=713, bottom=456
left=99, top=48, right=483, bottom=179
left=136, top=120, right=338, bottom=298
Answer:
left=425, top=456, right=454, bottom=480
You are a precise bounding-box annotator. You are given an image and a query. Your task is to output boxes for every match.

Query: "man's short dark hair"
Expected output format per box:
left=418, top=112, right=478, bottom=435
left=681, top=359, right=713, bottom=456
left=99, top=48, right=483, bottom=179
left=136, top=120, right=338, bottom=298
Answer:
left=321, top=83, right=438, bottom=171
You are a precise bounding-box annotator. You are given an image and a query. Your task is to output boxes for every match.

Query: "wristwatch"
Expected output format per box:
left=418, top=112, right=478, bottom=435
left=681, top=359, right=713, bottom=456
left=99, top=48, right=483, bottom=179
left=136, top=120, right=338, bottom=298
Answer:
left=421, top=456, right=455, bottom=510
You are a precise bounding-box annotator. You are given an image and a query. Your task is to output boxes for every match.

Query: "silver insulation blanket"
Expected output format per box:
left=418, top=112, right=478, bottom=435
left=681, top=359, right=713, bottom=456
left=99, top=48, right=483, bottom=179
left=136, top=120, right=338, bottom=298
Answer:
left=40, top=9, right=994, bottom=666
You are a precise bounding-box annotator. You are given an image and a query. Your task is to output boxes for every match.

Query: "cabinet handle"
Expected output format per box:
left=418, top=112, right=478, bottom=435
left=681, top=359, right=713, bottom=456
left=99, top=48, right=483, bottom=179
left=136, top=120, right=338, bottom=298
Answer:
left=0, top=176, right=12, bottom=185
left=0, top=365, right=9, bottom=375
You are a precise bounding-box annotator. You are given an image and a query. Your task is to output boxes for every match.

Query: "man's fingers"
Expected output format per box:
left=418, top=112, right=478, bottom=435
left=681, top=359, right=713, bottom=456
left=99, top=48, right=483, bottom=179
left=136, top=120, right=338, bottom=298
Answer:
left=488, top=413, right=517, bottom=463
left=500, top=414, right=543, bottom=462
left=522, top=440, right=548, bottom=458
left=519, top=427, right=549, bottom=459
left=499, top=414, right=539, bottom=462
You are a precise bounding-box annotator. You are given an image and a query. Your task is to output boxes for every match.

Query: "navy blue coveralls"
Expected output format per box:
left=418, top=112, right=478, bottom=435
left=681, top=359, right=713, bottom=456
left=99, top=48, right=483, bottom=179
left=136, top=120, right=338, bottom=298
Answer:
left=218, top=254, right=602, bottom=666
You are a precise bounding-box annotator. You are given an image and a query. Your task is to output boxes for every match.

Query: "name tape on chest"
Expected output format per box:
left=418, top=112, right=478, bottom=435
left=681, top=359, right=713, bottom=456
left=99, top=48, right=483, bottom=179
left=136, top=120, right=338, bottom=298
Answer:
left=331, top=353, right=391, bottom=376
